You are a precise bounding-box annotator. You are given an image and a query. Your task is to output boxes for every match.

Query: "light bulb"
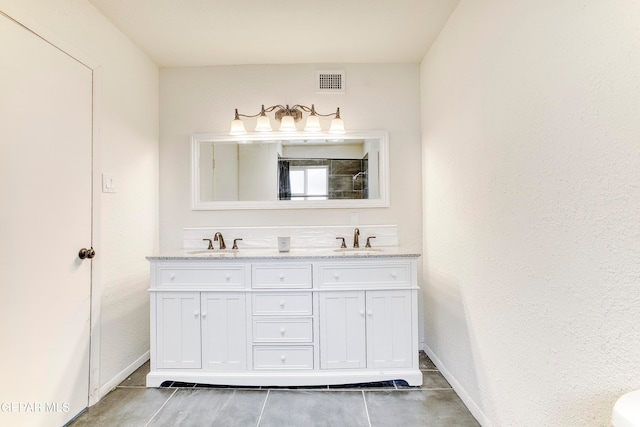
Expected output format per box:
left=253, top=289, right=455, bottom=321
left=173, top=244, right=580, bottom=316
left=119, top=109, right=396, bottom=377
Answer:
left=304, top=114, right=321, bottom=132
left=255, top=114, right=273, bottom=132
left=329, top=117, right=345, bottom=134
left=229, top=118, right=247, bottom=135
left=279, top=115, right=296, bottom=132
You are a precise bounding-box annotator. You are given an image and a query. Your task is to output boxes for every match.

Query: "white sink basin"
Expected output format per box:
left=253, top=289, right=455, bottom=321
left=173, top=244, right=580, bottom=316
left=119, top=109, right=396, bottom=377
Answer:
left=187, top=249, right=239, bottom=255
left=334, top=247, right=384, bottom=254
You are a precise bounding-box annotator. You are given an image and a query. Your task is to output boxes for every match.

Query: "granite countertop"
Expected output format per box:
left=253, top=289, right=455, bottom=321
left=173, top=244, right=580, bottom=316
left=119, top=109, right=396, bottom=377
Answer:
left=146, top=247, right=421, bottom=261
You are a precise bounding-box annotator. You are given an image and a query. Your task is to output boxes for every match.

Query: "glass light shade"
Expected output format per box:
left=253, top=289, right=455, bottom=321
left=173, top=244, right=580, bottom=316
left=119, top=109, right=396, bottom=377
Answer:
left=229, top=118, right=247, bottom=135
left=304, top=115, right=322, bottom=132
left=255, top=115, right=273, bottom=132
left=329, top=117, right=345, bottom=134
left=279, top=115, right=296, bottom=132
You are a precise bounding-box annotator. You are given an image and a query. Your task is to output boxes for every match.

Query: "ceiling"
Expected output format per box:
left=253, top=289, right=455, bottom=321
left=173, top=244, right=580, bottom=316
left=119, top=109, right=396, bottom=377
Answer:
left=87, top=0, right=460, bottom=67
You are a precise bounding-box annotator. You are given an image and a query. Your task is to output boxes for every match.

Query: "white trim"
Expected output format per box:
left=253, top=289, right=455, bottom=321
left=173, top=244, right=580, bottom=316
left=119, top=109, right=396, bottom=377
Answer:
left=191, top=130, right=390, bottom=210
left=146, top=369, right=422, bottom=388
left=88, top=65, right=103, bottom=406
left=421, top=343, right=492, bottom=427
left=98, top=351, right=150, bottom=399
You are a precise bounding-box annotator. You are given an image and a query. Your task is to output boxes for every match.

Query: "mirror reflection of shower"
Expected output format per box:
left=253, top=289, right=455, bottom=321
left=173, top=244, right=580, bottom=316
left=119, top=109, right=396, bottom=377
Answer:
left=191, top=131, right=389, bottom=209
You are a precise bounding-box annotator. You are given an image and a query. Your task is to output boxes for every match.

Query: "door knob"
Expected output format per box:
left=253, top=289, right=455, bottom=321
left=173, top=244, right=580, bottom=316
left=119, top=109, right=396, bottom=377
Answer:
left=78, top=247, right=95, bottom=259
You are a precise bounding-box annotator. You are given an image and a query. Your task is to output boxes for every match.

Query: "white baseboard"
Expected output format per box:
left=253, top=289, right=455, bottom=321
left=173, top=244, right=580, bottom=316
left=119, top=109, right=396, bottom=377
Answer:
left=95, top=351, right=150, bottom=404
left=421, top=343, right=492, bottom=427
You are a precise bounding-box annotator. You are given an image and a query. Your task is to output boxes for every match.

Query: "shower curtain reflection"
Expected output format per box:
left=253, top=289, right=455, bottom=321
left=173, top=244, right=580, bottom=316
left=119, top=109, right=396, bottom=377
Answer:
left=278, top=160, right=291, bottom=200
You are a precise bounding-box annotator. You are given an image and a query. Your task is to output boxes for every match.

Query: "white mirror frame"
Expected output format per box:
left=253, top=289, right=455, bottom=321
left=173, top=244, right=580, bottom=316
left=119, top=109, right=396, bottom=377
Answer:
left=191, top=130, right=390, bottom=210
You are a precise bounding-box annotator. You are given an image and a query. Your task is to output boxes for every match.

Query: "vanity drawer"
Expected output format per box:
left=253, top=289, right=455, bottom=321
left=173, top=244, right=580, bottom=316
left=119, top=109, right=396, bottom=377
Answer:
left=158, top=267, right=245, bottom=288
left=253, top=318, right=313, bottom=343
left=253, top=346, right=314, bottom=370
left=252, top=293, right=313, bottom=316
left=252, top=264, right=312, bottom=289
left=318, top=262, right=411, bottom=288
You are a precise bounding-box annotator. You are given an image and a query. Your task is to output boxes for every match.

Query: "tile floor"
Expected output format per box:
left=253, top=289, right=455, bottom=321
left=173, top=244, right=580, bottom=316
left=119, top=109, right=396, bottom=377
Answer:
left=68, top=352, right=479, bottom=426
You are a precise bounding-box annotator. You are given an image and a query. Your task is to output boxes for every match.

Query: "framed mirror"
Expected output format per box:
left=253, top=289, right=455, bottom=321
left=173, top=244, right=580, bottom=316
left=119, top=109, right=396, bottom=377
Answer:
left=191, top=131, right=389, bottom=210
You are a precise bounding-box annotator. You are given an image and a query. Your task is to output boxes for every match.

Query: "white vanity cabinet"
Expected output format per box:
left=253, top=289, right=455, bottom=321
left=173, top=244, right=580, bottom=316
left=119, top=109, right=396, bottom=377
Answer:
left=151, top=263, right=249, bottom=378
left=318, top=261, right=415, bottom=371
left=147, top=254, right=421, bottom=387
left=319, top=290, right=413, bottom=370
left=156, top=291, right=247, bottom=370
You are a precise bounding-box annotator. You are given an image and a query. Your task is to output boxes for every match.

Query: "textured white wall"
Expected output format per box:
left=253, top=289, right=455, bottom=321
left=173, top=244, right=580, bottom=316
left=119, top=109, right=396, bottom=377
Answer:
left=0, top=0, right=159, bottom=397
left=159, top=64, right=422, bottom=253
left=421, top=1, right=640, bottom=426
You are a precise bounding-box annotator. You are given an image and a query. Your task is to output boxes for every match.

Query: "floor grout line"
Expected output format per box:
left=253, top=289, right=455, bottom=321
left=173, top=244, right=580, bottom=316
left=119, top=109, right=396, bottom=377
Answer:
left=362, top=390, right=372, bottom=427
left=143, top=388, right=178, bottom=427
left=256, top=389, right=270, bottom=427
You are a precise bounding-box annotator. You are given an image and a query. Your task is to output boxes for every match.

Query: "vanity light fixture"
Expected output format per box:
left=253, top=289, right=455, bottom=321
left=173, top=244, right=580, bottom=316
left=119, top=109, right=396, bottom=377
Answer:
left=229, top=104, right=345, bottom=135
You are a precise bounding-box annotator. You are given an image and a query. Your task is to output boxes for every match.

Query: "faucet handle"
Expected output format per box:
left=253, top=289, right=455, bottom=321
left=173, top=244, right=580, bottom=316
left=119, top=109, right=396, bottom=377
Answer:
left=365, top=236, right=377, bottom=248
left=232, top=238, right=243, bottom=250
left=202, top=238, right=214, bottom=250
left=336, top=237, right=347, bottom=248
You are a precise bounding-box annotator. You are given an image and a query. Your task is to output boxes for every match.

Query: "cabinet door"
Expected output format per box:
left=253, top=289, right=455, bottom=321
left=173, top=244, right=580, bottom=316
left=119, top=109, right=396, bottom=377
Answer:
left=319, top=291, right=366, bottom=369
left=156, top=292, right=201, bottom=368
left=366, top=290, right=412, bottom=368
left=201, top=292, right=247, bottom=371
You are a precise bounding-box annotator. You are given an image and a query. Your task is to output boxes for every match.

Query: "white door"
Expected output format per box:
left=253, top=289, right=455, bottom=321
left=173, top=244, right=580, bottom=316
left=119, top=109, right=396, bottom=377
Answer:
left=201, top=292, right=247, bottom=371
left=0, top=13, right=93, bottom=427
left=319, top=291, right=366, bottom=369
left=366, top=290, right=413, bottom=368
left=156, top=292, right=202, bottom=369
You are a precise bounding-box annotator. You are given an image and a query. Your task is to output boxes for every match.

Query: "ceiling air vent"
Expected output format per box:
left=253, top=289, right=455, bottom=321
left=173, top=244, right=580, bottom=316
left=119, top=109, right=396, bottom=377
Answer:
left=316, top=70, right=345, bottom=94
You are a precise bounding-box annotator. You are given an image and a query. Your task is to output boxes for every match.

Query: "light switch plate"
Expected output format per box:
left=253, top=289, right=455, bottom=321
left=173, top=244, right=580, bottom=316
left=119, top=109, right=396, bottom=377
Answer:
left=102, top=173, right=116, bottom=193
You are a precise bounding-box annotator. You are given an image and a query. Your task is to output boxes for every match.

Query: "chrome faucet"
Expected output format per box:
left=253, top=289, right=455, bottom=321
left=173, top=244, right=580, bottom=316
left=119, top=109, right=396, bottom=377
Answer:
left=353, top=228, right=360, bottom=248
left=214, top=232, right=226, bottom=250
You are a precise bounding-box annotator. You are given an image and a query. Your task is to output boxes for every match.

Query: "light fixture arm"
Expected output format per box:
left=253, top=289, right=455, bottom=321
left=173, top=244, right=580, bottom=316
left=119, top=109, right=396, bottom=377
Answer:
left=234, top=104, right=340, bottom=122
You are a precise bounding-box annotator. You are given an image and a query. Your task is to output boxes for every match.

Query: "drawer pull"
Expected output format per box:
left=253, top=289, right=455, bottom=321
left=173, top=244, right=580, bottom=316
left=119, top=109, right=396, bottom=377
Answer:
left=391, top=271, right=397, bottom=279
left=169, top=274, right=175, bottom=280
left=280, top=328, right=286, bottom=335
left=225, top=274, right=231, bottom=280
left=281, top=355, right=286, bottom=362
left=279, top=300, right=285, bottom=307
left=279, top=273, right=285, bottom=281
left=334, top=273, right=340, bottom=280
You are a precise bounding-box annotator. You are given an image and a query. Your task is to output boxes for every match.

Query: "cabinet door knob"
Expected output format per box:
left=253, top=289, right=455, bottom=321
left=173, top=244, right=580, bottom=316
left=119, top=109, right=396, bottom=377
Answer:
left=359, top=309, right=365, bottom=316
left=367, top=310, right=373, bottom=316
left=194, top=310, right=199, bottom=317
left=202, top=312, right=207, bottom=318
